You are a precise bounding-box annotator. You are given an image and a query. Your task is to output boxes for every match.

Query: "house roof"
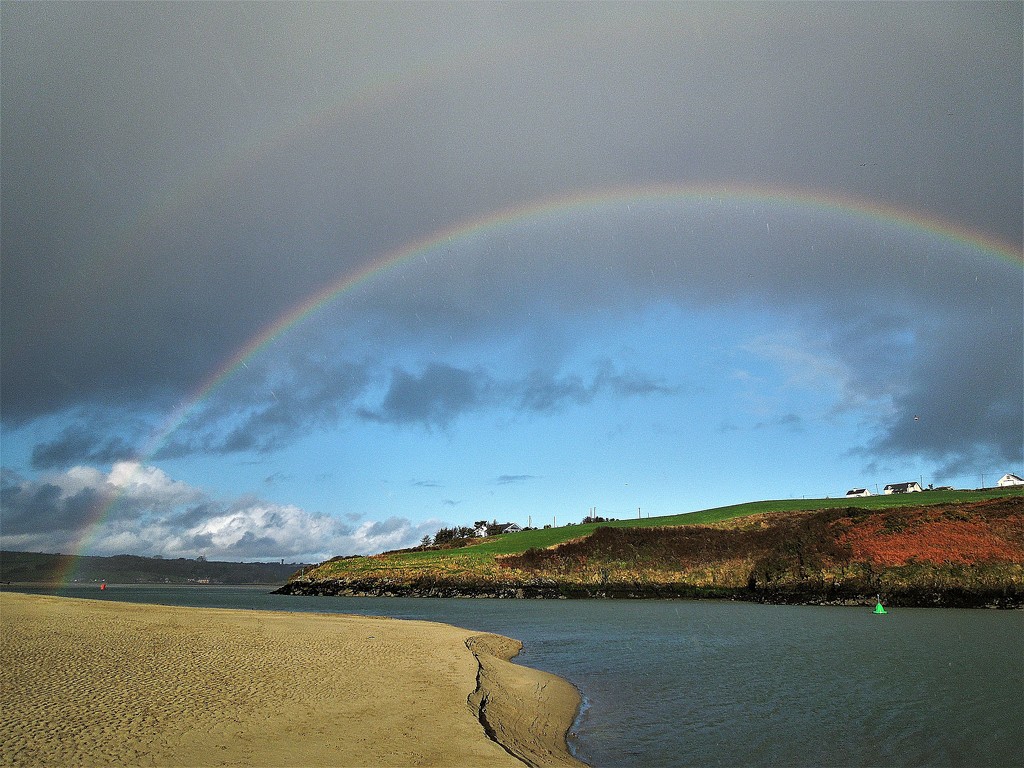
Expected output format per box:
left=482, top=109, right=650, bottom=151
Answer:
left=478, top=522, right=521, bottom=534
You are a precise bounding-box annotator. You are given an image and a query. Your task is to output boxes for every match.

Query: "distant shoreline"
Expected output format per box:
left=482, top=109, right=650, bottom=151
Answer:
left=1, top=581, right=285, bottom=588
left=0, top=593, right=584, bottom=767
left=0, top=550, right=304, bottom=586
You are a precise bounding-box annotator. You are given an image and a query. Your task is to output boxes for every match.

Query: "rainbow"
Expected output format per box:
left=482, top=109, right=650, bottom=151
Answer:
left=159, top=181, right=1024, bottom=433
left=179, top=182, right=1019, bottom=424
left=61, top=182, right=1022, bottom=583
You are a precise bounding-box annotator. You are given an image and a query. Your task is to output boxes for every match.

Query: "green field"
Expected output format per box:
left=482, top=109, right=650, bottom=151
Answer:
left=305, top=487, right=1024, bottom=580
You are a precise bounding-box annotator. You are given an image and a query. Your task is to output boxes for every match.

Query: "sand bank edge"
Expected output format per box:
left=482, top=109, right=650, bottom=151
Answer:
left=466, top=633, right=587, bottom=767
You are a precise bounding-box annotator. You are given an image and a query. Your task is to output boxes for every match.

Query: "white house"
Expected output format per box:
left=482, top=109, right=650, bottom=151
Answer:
left=883, top=481, right=923, bottom=495
left=845, top=488, right=872, bottom=498
left=475, top=522, right=523, bottom=537
left=997, top=473, right=1024, bottom=487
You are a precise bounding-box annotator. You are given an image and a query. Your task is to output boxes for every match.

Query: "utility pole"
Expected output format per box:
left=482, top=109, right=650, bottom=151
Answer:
left=637, top=507, right=641, bottom=519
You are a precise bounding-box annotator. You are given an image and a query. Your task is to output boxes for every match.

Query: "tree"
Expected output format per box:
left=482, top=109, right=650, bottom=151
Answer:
left=433, top=526, right=477, bottom=546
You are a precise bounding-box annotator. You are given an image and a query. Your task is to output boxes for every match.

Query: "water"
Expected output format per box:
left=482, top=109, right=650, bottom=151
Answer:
left=7, top=585, right=1022, bottom=767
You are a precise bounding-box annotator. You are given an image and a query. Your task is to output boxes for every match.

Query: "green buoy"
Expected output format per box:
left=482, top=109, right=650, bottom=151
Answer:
left=873, top=597, right=887, bottom=614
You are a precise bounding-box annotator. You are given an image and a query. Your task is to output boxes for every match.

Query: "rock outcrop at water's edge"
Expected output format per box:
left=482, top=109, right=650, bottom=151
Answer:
left=276, top=495, right=1024, bottom=608
left=273, top=576, right=1022, bottom=608
left=276, top=578, right=565, bottom=599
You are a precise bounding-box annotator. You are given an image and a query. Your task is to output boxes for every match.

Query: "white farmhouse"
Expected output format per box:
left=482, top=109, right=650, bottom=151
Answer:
left=845, top=488, right=872, bottom=498
left=883, top=481, right=923, bottom=495
left=997, top=473, right=1024, bottom=487
left=475, top=522, right=523, bottom=537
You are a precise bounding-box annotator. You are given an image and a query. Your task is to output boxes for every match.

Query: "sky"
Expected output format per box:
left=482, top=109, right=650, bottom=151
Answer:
left=2, top=2, right=1021, bottom=563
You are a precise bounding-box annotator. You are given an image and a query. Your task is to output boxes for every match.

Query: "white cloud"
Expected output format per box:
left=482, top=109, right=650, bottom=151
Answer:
left=107, top=461, right=205, bottom=506
left=0, top=463, right=436, bottom=562
left=56, top=465, right=108, bottom=495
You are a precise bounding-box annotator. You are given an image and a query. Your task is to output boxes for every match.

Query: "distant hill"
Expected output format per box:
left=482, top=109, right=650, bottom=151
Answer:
left=277, top=488, right=1024, bottom=607
left=0, top=551, right=307, bottom=585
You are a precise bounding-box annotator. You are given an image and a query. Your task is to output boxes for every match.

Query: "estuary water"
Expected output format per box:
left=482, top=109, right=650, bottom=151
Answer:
left=8, top=585, right=1022, bottom=768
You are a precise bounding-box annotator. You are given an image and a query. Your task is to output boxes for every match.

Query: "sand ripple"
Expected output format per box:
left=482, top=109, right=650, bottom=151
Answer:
left=0, top=593, right=581, bottom=767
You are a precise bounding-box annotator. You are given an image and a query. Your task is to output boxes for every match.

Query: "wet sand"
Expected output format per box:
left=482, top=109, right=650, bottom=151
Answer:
left=0, top=592, right=584, bottom=767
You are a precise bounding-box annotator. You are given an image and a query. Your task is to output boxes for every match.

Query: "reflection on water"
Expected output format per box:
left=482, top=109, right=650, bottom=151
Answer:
left=9, top=585, right=1023, bottom=768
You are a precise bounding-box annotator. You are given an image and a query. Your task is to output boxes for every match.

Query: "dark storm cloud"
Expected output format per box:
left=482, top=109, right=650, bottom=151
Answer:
left=805, top=260, right=1023, bottom=472
left=1, top=3, right=1020, bottom=476
left=359, top=364, right=488, bottom=428
left=31, top=427, right=136, bottom=470
left=0, top=472, right=98, bottom=538
left=156, top=357, right=371, bottom=458
left=866, top=313, right=1024, bottom=474
left=21, top=357, right=371, bottom=467
left=517, top=364, right=679, bottom=412
left=359, top=362, right=678, bottom=428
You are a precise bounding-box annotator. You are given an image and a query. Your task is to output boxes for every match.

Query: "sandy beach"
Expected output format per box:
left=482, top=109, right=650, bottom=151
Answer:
left=0, top=593, right=584, bottom=767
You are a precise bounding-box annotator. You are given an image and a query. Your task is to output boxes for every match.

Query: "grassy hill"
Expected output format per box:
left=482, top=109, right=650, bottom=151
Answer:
left=279, top=488, right=1024, bottom=607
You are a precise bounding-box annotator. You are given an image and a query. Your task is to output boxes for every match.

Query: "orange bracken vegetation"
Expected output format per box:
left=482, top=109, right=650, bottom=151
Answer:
left=838, top=504, right=1024, bottom=567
